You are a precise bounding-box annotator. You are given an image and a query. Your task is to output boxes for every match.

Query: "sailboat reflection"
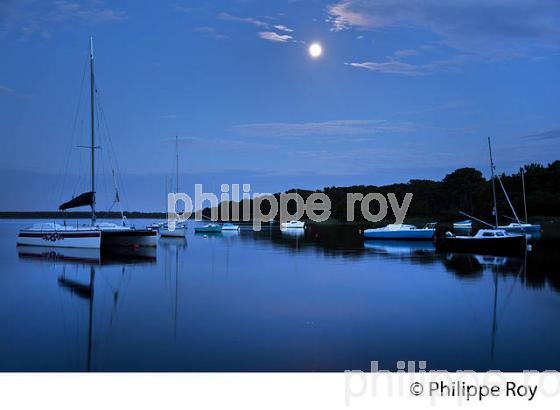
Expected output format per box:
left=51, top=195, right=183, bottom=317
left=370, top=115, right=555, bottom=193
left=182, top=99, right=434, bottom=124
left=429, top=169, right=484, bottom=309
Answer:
left=443, top=251, right=527, bottom=362
left=160, top=237, right=187, bottom=342
left=363, top=240, right=435, bottom=256
left=17, top=246, right=155, bottom=371
left=17, top=245, right=156, bottom=265
left=280, top=227, right=305, bottom=238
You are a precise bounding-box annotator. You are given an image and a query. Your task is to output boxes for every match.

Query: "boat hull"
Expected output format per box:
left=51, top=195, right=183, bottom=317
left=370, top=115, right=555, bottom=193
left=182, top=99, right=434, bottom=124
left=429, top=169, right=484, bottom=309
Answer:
left=498, top=224, right=541, bottom=239
left=194, top=226, right=222, bottom=233
left=280, top=222, right=305, bottom=229
left=363, top=229, right=435, bottom=240
left=435, top=235, right=526, bottom=256
left=159, top=227, right=187, bottom=237
left=100, top=229, right=158, bottom=247
left=17, top=229, right=101, bottom=249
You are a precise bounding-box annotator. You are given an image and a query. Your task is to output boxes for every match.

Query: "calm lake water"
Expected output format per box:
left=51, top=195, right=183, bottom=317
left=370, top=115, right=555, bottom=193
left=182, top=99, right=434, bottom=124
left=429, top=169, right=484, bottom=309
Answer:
left=1, top=219, right=559, bottom=372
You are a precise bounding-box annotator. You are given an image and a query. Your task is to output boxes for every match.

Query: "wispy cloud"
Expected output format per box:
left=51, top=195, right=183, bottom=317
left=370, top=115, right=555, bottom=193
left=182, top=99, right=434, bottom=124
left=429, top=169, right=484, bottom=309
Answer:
left=521, top=129, right=560, bottom=140
left=47, top=1, right=124, bottom=24
left=345, top=61, right=424, bottom=76
left=0, top=0, right=124, bottom=40
left=393, top=49, right=419, bottom=58
left=218, top=12, right=296, bottom=44
left=164, top=136, right=278, bottom=152
left=192, top=26, right=226, bottom=40
left=218, top=12, right=268, bottom=28
left=0, top=85, right=31, bottom=99
left=273, top=24, right=293, bottom=33
left=258, top=31, right=293, bottom=43
left=346, top=54, right=468, bottom=76
left=235, top=119, right=417, bottom=138
left=327, top=0, right=560, bottom=56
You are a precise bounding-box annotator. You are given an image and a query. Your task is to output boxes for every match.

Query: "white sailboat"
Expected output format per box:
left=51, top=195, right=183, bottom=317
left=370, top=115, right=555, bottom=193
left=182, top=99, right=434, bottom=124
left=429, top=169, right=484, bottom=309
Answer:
left=159, top=136, right=187, bottom=237
left=496, top=168, right=541, bottom=237
left=17, top=37, right=157, bottom=249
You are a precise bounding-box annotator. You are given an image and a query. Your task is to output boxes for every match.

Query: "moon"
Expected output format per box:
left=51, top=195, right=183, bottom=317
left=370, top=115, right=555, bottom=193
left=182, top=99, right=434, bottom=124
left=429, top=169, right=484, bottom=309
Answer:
left=308, top=42, right=323, bottom=58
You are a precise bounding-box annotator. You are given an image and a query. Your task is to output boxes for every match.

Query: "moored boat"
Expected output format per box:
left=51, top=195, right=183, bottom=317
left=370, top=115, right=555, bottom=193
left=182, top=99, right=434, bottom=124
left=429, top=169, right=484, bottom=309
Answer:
left=194, top=224, right=222, bottom=233
left=16, top=37, right=157, bottom=249
left=453, top=220, right=472, bottom=230
left=433, top=229, right=526, bottom=256
left=497, top=222, right=541, bottom=238
left=155, top=136, right=187, bottom=238
left=17, top=223, right=101, bottom=249
left=363, top=223, right=436, bottom=240
left=221, top=223, right=240, bottom=231
left=159, top=222, right=187, bottom=237
left=280, top=220, right=305, bottom=229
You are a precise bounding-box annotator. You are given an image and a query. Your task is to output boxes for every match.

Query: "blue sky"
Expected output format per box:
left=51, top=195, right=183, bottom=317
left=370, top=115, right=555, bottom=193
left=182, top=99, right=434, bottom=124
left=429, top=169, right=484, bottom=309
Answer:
left=1, top=0, right=559, bottom=211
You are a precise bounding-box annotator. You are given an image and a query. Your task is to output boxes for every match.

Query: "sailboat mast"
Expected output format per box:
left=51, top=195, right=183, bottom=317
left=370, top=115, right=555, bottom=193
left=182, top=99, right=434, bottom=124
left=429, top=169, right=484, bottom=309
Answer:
left=488, top=137, right=498, bottom=228
left=175, top=136, right=179, bottom=193
left=89, top=36, right=96, bottom=224
left=521, top=168, right=528, bottom=223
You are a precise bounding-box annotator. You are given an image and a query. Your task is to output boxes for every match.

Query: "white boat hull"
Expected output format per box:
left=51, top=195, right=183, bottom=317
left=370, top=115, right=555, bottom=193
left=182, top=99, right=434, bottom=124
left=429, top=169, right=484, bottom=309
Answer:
left=280, top=221, right=305, bottom=228
left=364, top=229, right=435, bottom=240
left=17, top=229, right=101, bottom=249
left=159, top=227, right=187, bottom=237
left=498, top=224, right=541, bottom=238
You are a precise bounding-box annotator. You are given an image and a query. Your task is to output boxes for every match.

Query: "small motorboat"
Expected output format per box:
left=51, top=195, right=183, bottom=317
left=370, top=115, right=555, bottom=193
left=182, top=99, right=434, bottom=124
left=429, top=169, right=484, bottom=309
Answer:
left=363, top=223, right=436, bottom=240
left=453, top=220, right=472, bottom=230
left=159, top=221, right=187, bottom=237
left=433, top=229, right=526, bottom=256
left=221, top=223, right=240, bottom=231
left=280, top=220, right=305, bottom=229
left=194, top=224, right=222, bottom=233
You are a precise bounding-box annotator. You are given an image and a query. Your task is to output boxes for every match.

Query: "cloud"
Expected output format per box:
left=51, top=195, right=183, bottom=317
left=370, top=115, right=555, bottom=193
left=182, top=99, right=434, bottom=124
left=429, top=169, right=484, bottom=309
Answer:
left=164, top=136, right=277, bottom=152
left=327, top=0, right=560, bottom=56
left=393, top=49, right=420, bottom=58
left=258, top=31, right=293, bottom=43
left=273, top=24, right=293, bottom=32
left=346, top=54, right=468, bottom=75
left=192, top=26, right=226, bottom=40
left=346, top=61, right=424, bottom=76
left=234, top=119, right=416, bottom=138
left=0, top=85, right=31, bottom=99
left=0, top=0, right=124, bottom=40
left=47, top=1, right=124, bottom=24
left=218, top=12, right=268, bottom=28
left=521, top=129, right=560, bottom=140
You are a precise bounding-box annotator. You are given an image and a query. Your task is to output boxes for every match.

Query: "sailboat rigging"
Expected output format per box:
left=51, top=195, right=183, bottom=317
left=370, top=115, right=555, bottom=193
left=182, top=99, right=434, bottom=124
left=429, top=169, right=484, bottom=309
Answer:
left=17, top=36, right=157, bottom=249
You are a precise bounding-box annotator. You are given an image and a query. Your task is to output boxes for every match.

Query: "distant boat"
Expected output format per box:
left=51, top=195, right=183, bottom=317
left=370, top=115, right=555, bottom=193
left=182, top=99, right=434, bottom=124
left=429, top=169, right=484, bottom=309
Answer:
left=17, top=37, right=157, bottom=249
left=159, top=136, right=187, bottom=238
left=280, top=220, right=305, bottom=229
left=434, top=229, right=526, bottom=256
left=496, top=168, right=540, bottom=238
left=453, top=220, right=472, bottom=230
left=221, top=223, right=240, bottom=231
left=194, top=224, right=222, bottom=233
left=498, top=222, right=541, bottom=237
left=159, top=222, right=187, bottom=237
left=363, top=223, right=436, bottom=240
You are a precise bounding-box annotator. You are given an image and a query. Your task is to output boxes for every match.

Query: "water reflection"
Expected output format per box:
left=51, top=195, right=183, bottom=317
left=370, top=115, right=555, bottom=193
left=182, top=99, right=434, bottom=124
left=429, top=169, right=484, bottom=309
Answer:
left=16, top=246, right=155, bottom=371
left=2, top=220, right=559, bottom=371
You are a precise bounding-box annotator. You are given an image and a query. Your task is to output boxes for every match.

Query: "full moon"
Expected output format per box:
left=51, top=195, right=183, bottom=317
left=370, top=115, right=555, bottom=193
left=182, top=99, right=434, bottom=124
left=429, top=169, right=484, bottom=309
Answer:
left=308, top=42, right=323, bottom=58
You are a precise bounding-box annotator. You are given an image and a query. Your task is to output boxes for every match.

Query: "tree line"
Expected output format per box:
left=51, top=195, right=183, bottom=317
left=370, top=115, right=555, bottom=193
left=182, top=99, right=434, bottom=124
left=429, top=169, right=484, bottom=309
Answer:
left=203, top=161, right=560, bottom=223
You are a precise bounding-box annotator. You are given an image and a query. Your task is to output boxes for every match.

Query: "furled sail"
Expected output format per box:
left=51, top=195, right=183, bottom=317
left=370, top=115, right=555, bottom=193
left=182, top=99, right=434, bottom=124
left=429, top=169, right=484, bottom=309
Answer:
left=59, top=191, right=95, bottom=210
